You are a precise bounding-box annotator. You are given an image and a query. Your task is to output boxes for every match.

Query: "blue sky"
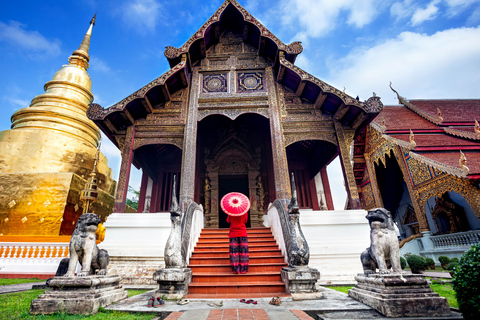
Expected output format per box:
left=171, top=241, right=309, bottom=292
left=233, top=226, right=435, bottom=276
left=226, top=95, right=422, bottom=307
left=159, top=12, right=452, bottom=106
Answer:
left=1, top=0, right=480, bottom=209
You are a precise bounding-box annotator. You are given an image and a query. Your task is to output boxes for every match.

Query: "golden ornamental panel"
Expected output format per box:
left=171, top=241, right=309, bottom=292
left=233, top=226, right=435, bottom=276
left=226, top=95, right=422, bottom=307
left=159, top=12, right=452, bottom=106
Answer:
left=415, top=175, right=480, bottom=219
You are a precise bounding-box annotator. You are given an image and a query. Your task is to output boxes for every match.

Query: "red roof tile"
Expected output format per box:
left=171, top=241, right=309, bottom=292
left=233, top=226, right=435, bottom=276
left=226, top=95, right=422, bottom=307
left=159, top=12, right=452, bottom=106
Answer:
left=408, top=99, right=480, bottom=124
left=374, top=106, right=438, bottom=131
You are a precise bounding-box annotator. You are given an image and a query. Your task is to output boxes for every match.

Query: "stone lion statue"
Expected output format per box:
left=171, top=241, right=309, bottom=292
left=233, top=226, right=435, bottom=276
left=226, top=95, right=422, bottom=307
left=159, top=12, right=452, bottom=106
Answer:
left=61, top=213, right=110, bottom=277
left=360, top=208, right=403, bottom=275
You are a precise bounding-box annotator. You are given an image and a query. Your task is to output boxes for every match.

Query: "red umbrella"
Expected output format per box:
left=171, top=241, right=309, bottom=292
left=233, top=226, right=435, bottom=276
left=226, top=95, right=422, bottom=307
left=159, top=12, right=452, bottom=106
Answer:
left=220, top=192, right=250, bottom=216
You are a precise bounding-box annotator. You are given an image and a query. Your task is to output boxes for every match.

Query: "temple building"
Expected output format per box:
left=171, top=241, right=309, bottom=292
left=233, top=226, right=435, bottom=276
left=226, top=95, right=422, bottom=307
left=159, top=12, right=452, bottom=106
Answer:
left=0, top=16, right=116, bottom=238
left=87, top=0, right=383, bottom=229
left=354, top=85, right=480, bottom=260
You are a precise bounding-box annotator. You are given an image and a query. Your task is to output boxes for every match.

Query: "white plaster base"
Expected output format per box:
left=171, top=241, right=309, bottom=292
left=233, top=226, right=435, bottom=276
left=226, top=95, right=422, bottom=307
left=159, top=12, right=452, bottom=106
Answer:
left=299, top=209, right=370, bottom=285
left=99, top=213, right=171, bottom=257
left=99, top=213, right=171, bottom=285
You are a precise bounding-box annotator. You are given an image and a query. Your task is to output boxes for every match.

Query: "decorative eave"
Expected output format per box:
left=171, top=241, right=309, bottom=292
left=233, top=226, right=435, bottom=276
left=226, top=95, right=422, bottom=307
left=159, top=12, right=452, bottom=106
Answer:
left=367, top=122, right=470, bottom=179
left=278, top=55, right=383, bottom=130
left=86, top=56, right=188, bottom=143
left=390, top=83, right=443, bottom=125
left=444, top=127, right=480, bottom=141
left=164, top=0, right=303, bottom=68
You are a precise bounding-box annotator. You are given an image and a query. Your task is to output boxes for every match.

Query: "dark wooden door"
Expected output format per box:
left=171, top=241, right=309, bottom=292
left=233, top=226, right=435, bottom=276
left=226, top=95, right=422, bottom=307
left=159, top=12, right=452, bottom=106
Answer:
left=218, top=175, right=250, bottom=228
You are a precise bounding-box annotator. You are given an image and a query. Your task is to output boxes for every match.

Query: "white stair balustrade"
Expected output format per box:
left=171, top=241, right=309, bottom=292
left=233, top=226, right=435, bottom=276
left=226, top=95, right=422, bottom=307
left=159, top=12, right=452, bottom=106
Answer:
left=0, top=242, right=69, bottom=275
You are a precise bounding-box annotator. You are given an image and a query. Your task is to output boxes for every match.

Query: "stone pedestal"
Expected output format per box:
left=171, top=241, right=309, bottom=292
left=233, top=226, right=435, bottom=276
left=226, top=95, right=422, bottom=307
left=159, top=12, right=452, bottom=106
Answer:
left=153, top=268, right=192, bottom=299
left=281, top=266, right=320, bottom=294
left=348, top=273, right=451, bottom=318
left=30, top=275, right=127, bottom=315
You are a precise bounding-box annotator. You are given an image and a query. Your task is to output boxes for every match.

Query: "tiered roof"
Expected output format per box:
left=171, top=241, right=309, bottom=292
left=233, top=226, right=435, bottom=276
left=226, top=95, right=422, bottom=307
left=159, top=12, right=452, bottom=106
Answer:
left=371, top=92, right=480, bottom=178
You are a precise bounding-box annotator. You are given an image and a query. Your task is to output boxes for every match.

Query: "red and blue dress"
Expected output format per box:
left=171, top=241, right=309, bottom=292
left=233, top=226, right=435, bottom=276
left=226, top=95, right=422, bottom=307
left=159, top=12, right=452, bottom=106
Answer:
left=227, top=214, right=249, bottom=274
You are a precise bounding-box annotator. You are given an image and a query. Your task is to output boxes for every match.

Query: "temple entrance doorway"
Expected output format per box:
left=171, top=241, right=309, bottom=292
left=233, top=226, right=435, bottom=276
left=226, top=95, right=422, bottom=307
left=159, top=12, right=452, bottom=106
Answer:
left=218, top=175, right=250, bottom=228
left=196, top=114, right=274, bottom=228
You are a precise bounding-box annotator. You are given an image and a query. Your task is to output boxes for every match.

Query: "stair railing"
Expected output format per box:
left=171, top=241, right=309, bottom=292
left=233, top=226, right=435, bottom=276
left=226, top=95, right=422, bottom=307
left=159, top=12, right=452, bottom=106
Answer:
left=164, top=176, right=204, bottom=268
left=268, top=173, right=310, bottom=267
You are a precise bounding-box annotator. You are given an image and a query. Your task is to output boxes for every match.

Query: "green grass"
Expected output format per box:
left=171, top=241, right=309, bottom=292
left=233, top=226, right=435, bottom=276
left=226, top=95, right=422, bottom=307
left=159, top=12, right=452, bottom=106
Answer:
left=430, top=282, right=458, bottom=308
left=326, top=283, right=458, bottom=309
left=325, top=286, right=353, bottom=294
left=1, top=279, right=46, bottom=286
left=0, top=289, right=158, bottom=319
left=126, top=290, right=150, bottom=298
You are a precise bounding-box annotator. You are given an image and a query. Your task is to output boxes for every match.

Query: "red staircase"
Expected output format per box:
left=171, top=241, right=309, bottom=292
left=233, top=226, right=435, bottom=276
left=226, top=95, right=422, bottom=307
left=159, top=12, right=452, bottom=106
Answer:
left=185, top=227, right=290, bottom=299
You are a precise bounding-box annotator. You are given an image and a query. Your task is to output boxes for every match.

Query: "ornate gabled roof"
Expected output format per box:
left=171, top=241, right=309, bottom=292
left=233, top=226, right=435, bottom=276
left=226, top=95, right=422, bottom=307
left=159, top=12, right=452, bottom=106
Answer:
left=164, top=0, right=303, bottom=68
left=360, top=92, right=480, bottom=179
left=88, top=0, right=382, bottom=145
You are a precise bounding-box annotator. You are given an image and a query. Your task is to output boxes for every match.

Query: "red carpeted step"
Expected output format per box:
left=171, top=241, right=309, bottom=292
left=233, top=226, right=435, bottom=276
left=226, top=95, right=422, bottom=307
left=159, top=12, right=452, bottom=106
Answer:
left=185, top=227, right=289, bottom=299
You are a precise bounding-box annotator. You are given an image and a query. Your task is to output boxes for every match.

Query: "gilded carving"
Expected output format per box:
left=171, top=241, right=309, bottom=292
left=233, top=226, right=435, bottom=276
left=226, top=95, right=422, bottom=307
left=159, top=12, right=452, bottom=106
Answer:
left=415, top=175, right=480, bottom=220
left=202, top=73, right=228, bottom=93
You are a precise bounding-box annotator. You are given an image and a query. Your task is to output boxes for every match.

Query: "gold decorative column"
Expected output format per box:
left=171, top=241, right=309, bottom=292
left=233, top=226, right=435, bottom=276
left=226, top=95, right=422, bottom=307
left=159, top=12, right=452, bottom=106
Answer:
left=335, top=122, right=361, bottom=209
left=0, top=15, right=116, bottom=236
left=266, top=66, right=291, bottom=202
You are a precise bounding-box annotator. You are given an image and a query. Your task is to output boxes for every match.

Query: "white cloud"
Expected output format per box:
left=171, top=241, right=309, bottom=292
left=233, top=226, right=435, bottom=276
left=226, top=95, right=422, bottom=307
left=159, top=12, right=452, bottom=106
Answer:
left=280, top=0, right=383, bottom=39
left=90, top=56, right=111, bottom=73
left=119, top=0, right=163, bottom=33
left=390, top=0, right=416, bottom=20
left=0, top=21, right=61, bottom=57
left=327, top=26, right=480, bottom=105
left=411, top=0, right=440, bottom=26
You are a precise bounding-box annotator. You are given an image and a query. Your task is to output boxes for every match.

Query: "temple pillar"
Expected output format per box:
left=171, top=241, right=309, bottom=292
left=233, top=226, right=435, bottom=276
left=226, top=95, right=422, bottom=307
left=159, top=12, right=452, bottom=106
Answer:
left=364, top=154, right=384, bottom=208
left=137, top=170, right=149, bottom=213
left=265, top=66, right=291, bottom=202
left=114, top=125, right=135, bottom=213
left=320, top=167, right=334, bottom=210
left=392, top=146, right=430, bottom=232
left=334, top=122, right=361, bottom=209
left=180, top=68, right=200, bottom=212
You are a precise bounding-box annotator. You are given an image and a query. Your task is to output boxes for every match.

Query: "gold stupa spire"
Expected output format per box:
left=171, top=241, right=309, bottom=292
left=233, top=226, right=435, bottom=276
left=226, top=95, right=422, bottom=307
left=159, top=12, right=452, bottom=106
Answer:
left=10, top=14, right=100, bottom=147
left=68, top=13, right=96, bottom=70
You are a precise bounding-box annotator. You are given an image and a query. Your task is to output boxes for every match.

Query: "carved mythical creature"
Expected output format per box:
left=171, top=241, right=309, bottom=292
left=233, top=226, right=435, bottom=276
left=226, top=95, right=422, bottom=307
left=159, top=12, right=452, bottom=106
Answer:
left=63, top=213, right=109, bottom=277
left=361, top=208, right=403, bottom=275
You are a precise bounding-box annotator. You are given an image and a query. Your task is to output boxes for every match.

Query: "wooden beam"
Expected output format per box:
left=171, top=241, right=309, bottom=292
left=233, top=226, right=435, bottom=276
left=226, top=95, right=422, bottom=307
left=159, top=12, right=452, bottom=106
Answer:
left=162, top=83, right=171, bottom=102
left=277, top=66, right=285, bottom=82
left=104, top=118, right=117, bottom=133
left=123, top=108, right=135, bottom=125
left=333, top=103, right=349, bottom=121
left=200, top=39, right=206, bottom=57
left=296, top=80, right=306, bottom=97
left=243, top=24, right=249, bottom=41
left=314, top=92, right=327, bottom=111
left=258, top=38, right=265, bottom=56
left=351, top=113, right=367, bottom=129
left=141, top=98, right=153, bottom=113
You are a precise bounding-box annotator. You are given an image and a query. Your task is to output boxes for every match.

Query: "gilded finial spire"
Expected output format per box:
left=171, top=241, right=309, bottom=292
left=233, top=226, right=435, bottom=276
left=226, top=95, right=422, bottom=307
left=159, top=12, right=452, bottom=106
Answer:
left=68, top=13, right=96, bottom=70
left=474, top=119, right=480, bottom=136
left=459, top=150, right=469, bottom=175
left=409, top=129, right=416, bottom=149
left=437, top=108, right=443, bottom=123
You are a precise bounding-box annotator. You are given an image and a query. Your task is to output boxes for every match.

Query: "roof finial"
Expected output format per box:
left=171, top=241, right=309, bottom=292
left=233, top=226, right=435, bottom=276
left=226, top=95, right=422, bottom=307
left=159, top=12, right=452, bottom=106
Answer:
left=437, top=108, right=443, bottom=123
left=459, top=150, right=469, bottom=175
left=68, top=13, right=96, bottom=70
left=409, top=129, right=416, bottom=149
left=474, top=119, right=480, bottom=136
left=389, top=82, right=405, bottom=105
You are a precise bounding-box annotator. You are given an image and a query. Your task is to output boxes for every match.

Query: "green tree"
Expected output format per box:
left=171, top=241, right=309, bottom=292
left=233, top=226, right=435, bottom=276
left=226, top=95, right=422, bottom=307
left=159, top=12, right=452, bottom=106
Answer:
left=126, top=185, right=140, bottom=210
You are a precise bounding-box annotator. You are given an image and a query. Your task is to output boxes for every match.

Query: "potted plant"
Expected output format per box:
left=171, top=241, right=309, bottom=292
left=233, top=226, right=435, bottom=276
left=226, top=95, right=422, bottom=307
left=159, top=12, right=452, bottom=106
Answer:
left=425, top=257, right=435, bottom=270
left=447, top=261, right=459, bottom=277
left=406, top=254, right=427, bottom=274
left=438, top=256, right=450, bottom=269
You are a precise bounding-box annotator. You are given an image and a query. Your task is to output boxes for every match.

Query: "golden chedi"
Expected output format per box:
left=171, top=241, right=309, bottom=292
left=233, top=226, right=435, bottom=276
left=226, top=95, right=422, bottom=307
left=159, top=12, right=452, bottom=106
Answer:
left=0, top=15, right=116, bottom=237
